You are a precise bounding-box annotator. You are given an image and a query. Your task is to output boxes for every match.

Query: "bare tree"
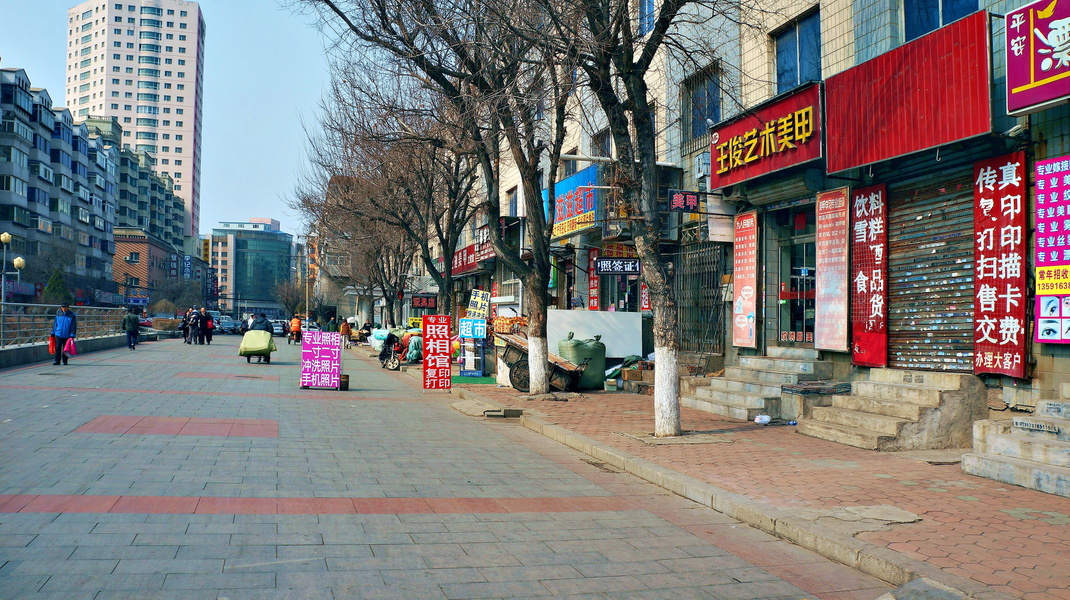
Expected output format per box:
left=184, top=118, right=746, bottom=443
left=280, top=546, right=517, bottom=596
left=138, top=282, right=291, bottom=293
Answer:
left=295, top=0, right=577, bottom=393
left=273, top=279, right=304, bottom=317
left=505, top=0, right=755, bottom=435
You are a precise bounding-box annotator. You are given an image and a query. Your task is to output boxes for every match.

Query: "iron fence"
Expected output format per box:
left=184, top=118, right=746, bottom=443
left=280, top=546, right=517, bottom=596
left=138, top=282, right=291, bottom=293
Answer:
left=0, top=302, right=127, bottom=348
left=672, top=242, right=727, bottom=356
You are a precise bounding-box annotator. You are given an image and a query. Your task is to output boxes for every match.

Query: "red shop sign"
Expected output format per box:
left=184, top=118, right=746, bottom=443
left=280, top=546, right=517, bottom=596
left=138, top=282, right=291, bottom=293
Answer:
left=973, top=151, right=1027, bottom=378
left=850, top=184, right=888, bottom=367
left=709, top=83, right=822, bottom=190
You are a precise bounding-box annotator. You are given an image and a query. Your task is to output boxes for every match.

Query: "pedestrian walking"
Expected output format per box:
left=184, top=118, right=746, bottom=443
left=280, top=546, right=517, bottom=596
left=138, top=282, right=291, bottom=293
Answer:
left=50, top=303, right=77, bottom=365
left=188, top=308, right=204, bottom=345
left=325, top=317, right=338, bottom=332
left=197, top=307, right=213, bottom=345
left=339, top=319, right=352, bottom=349
left=120, top=307, right=140, bottom=350
left=180, top=308, right=192, bottom=343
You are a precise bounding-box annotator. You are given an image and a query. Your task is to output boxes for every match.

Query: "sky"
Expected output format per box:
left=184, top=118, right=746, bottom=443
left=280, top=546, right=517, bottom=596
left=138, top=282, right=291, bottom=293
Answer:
left=0, top=0, right=332, bottom=238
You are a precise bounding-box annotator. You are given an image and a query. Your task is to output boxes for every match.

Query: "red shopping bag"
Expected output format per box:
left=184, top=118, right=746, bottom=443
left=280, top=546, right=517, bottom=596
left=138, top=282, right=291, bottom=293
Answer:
left=48, top=335, right=57, bottom=354
left=63, top=338, right=77, bottom=356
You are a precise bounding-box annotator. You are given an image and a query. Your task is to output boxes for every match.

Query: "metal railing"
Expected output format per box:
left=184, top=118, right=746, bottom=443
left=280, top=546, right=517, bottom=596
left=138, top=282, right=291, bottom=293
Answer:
left=0, top=302, right=127, bottom=348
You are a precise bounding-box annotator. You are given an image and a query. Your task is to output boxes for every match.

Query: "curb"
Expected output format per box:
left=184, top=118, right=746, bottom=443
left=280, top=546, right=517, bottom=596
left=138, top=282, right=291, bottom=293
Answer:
left=449, top=386, right=1017, bottom=600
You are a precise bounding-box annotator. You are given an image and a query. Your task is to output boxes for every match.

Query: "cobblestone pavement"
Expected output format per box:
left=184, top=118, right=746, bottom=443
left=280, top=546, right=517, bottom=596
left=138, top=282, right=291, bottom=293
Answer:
left=444, top=371, right=1070, bottom=600
left=0, top=336, right=890, bottom=599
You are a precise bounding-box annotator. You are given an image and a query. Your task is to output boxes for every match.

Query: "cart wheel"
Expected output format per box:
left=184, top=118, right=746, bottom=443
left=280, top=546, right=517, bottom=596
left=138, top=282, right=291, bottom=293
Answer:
left=264, top=355, right=271, bottom=364
left=385, top=355, right=400, bottom=371
left=509, top=359, right=530, bottom=392
left=246, top=356, right=251, bottom=363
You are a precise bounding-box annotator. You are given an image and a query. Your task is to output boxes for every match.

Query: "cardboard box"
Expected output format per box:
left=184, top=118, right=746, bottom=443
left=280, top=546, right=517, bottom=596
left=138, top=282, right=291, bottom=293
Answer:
left=641, top=370, right=655, bottom=383
left=622, top=370, right=644, bottom=381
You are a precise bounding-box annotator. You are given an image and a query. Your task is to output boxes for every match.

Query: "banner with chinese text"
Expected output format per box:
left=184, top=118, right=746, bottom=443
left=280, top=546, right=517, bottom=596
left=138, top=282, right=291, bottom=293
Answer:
left=300, top=331, right=342, bottom=389
left=733, top=212, right=758, bottom=348
left=1007, top=0, right=1070, bottom=116
left=587, top=249, right=599, bottom=310
left=547, top=165, right=601, bottom=239
left=850, top=185, right=888, bottom=367
left=422, top=315, right=452, bottom=389
left=1035, top=155, right=1070, bottom=343
left=815, top=188, right=850, bottom=351
left=974, top=152, right=1027, bottom=376
left=467, top=289, right=491, bottom=320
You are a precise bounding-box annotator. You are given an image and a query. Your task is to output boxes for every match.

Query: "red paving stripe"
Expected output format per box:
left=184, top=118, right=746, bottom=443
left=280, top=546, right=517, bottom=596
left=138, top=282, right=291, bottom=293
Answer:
left=0, top=494, right=628, bottom=515
left=75, top=416, right=279, bottom=438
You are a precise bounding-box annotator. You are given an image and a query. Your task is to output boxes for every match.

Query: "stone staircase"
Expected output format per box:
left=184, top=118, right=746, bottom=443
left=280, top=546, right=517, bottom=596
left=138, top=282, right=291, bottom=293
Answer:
left=682, top=347, right=832, bottom=421
left=797, top=368, right=986, bottom=451
left=962, top=384, right=1070, bottom=497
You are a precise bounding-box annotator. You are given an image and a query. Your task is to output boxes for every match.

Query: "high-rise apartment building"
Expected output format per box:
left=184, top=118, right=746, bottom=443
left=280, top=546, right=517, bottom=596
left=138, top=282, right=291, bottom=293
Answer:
left=65, top=0, right=204, bottom=243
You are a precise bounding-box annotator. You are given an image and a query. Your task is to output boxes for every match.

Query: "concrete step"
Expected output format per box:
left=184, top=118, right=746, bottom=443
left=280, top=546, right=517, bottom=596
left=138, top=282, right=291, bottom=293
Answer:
left=1004, top=414, right=1070, bottom=443
left=868, top=368, right=970, bottom=390
left=811, top=406, right=908, bottom=436
left=724, top=366, right=814, bottom=385
left=682, top=395, right=774, bottom=421
left=693, top=387, right=777, bottom=408
left=850, top=381, right=944, bottom=406
left=986, top=433, right=1070, bottom=469
left=766, top=346, right=821, bottom=360
left=796, top=418, right=890, bottom=450
left=830, top=394, right=925, bottom=421
left=703, top=377, right=784, bottom=397
left=962, top=453, right=1070, bottom=498
left=738, top=356, right=833, bottom=378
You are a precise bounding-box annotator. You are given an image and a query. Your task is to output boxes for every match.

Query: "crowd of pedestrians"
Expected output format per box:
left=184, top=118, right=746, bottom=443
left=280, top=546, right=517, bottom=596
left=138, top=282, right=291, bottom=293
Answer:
left=179, top=307, right=216, bottom=344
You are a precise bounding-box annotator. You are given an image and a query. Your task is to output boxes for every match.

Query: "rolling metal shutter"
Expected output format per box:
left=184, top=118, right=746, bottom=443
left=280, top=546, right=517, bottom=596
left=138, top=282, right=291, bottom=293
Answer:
left=886, top=171, right=975, bottom=371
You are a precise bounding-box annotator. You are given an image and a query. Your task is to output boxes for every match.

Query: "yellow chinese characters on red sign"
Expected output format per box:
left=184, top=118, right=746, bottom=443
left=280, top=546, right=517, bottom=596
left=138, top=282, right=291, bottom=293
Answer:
left=709, top=83, right=823, bottom=190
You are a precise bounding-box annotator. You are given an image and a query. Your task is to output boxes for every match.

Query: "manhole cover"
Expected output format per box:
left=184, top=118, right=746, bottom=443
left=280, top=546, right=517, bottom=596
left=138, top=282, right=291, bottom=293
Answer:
left=617, top=429, right=736, bottom=445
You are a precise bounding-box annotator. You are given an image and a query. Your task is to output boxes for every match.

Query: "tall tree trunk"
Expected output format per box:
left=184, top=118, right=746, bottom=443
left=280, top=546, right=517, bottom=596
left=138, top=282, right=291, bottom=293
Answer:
left=524, top=268, right=550, bottom=395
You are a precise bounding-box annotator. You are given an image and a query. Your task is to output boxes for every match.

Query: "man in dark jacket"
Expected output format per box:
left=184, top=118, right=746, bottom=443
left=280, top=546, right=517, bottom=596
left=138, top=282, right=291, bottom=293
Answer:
left=249, top=313, right=273, bottom=332
left=187, top=308, right=204, bottom=345
left=51, top=303, right=77, bottom=365
left=121, top=307, right=140, bottom=350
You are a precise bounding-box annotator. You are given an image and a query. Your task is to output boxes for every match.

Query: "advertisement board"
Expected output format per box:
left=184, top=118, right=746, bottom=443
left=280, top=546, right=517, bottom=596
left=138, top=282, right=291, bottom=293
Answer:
left=422, top=315, right=452, bottom=390
left=732, top=212, right=758, bottom=348
left=300, top=331, right=343, bottom=390
left=1034, top=154, right=1070, bottom=344
left=850, top=185, right=889, bottom=367
left=547, top=165, right=601, bottom=239
left=974, top=152, right=1027, bottom=377
left=709, top=83, right=822, bottom=190
left=814, top=188, right=850, bottom=352
left=1007, top=0, right=1070, bottom=115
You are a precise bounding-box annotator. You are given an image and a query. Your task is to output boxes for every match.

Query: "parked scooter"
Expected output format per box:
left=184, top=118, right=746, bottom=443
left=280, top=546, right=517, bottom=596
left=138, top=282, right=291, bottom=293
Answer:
left=379, top=332, right=402, bottom=370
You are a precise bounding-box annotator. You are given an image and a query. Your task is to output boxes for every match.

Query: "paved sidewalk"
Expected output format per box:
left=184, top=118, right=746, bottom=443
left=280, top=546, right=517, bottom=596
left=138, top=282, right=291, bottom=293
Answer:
left=375, top=350, right=1070, bottom=600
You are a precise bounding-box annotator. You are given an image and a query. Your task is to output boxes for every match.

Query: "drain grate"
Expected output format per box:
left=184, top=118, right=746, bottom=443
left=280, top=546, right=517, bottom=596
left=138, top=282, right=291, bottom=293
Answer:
left=232, top=375, right=263, bottom=379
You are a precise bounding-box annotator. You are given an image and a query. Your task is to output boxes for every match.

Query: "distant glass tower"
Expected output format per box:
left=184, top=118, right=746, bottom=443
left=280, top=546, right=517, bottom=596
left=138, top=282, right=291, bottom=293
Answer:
left=65, top=0, right=204, bottom=242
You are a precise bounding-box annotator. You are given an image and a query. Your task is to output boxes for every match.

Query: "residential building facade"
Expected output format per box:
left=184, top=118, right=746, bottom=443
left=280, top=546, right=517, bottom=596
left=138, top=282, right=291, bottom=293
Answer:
left=65, top=0, right=205, bottom=246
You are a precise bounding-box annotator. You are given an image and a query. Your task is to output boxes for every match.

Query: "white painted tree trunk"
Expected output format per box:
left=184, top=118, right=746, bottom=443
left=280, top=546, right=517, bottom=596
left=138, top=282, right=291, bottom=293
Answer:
left=653, top=345, right=681, bottom=437
left=527, top=335, right=550, bottom=395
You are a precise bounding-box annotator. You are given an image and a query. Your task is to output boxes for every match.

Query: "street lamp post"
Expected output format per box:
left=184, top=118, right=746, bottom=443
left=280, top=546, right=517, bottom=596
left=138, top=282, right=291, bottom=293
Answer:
left=1, top=230, right=26, bottom=348
left=1, top=231, right=11, bottom=311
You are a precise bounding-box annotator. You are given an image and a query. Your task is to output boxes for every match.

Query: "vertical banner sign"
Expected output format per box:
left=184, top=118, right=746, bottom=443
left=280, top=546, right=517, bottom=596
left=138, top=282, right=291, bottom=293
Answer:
left=490, top=282, right=499, bottom=319
left=467, top=289, right=491, bottom=320
left=422, top=315, right=452, bottom=390
left=640, top=282, right=651, bottom=311
left=733, top=212, right=758, bottom=348
left=182, top=255, right=192, bottom=279
left=850, top=185, right=889, bottom=367
left=587, top=248, right=600, bottom=310
left=815, top=188, right=850, bottom=351
left=974, top=152, right=1027, bottom=377
left=300, top=331, right=342, bottom=389
left=1034, top=155, right=1070, bottom=343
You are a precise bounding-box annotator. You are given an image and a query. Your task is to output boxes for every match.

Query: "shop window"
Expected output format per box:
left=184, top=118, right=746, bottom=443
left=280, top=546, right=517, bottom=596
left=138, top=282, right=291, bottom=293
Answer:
left=904, top=0, right=977, bottom=42
left=507, top=186, right=518, bottom=217
left=775, top=11, right=821, bottom=94
left=561, top=148, right=578, bottom=179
